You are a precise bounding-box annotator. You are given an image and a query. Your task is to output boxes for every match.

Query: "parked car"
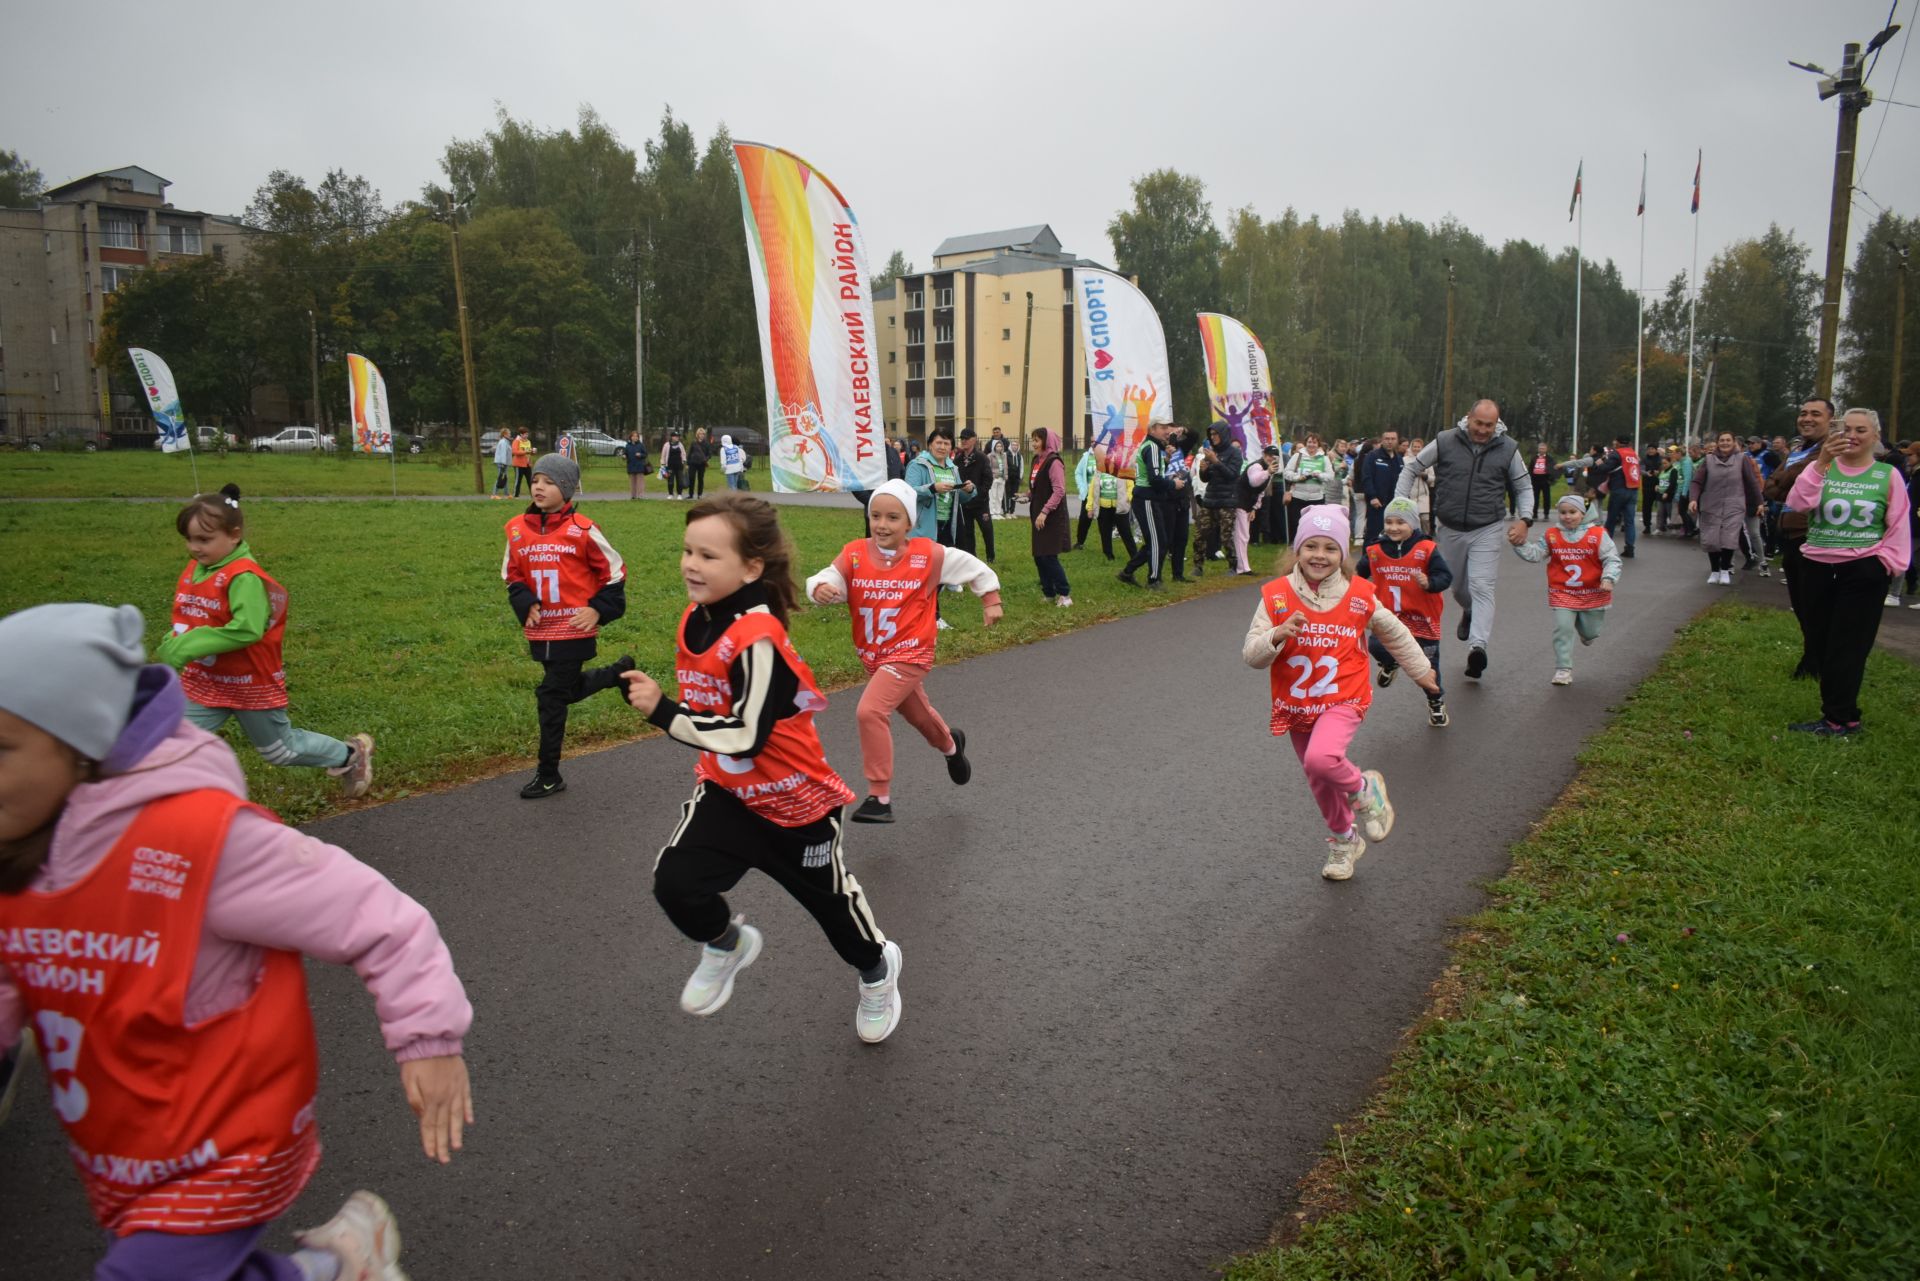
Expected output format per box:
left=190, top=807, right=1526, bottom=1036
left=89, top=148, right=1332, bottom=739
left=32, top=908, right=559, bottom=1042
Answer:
left=154, top=425, right=240, bottom=450
left=561, top=428, right=626, bottom=457
left=711, top=426, right=768, bottom=455
left=4, top=428, right=111, bottom=452
left=250, top=426, right=337, bottom=454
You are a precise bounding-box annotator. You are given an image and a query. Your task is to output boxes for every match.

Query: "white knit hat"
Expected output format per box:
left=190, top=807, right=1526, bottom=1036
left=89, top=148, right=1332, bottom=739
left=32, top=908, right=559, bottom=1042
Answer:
left=0, top=603, right=148, bottom=760
left=869, top=478, right=919, bottom=518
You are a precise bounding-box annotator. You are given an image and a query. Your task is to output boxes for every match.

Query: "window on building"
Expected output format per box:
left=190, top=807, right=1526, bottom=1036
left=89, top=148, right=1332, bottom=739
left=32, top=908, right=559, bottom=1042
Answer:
left=934, top=323, right=953, bottom=342
left=158, top=223, right=202, bottom=254
left=100, top=213, right=142, bottom=249
left=1002, top=401, right=1012, bottom=414
left=1002, top=328, right=1011, bottom=341
left=100, top=266, right=136, bottom=294
left=889, top=386, right=896, bottom=397
left=907, top=361, right=924, bottom=379
left=1002, top=291, right=1010, bottom=302
left=87, top=319, right=95, bottom=342
left=909, top=397, right=925, bottom=417
left=43, top=233, right=51, bottom=254
left=53, top=372, right=61, bottom=393
left=908, top=290, right=924, bottom=309
left=1002, top=364, right=1011, bottom=375
left=887, top=351, right=896, bottom=364
left=937, top=287, right=953, bottom=307
left=1064, top=288, right=1073, bottom=304
left=49, top=325, right=58, bottom=346
left=888, top=315, right=895, bottom=327
left=935, top=395, right=955, bottom=416
left=935, top=359, right=953, bottom=378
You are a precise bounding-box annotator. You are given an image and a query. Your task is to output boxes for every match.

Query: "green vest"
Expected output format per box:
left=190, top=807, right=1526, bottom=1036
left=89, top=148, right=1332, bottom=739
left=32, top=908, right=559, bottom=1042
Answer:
left=1806, top=461, right=1895, bottom=551
left=929, top=457, right=960, bottom=520
left=1096, top=472, right=1120, bottom=507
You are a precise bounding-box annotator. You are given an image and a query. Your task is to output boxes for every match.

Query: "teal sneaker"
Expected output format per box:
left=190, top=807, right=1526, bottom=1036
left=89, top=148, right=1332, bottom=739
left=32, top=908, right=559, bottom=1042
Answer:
left=1349, top=769, right=1395, bottom=842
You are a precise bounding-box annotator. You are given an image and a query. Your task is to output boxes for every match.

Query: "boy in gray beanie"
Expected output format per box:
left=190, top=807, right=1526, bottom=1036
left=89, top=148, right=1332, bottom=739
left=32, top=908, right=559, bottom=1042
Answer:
left=531, top=452, right=580, bottom=504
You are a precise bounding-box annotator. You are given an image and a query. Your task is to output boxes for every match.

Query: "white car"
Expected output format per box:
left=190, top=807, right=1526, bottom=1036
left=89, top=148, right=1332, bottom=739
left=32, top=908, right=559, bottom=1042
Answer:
left=250, top=426, right=337, bottom=454
left=562, top=429, right=626, bottom=457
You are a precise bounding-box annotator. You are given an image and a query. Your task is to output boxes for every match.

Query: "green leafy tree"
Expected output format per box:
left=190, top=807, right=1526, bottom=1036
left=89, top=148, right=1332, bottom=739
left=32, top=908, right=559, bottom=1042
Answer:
left=1692, top=226, right=1820, bottom=437
left=0, top=149, right=42, bottom=206
left=1109, top=170, right=1225, bottom=425
left=872, top=249, right=912, bottom=296
left=98, top=256, right=272, bottom=429
left=1839, top=209, right=1919, bottom=434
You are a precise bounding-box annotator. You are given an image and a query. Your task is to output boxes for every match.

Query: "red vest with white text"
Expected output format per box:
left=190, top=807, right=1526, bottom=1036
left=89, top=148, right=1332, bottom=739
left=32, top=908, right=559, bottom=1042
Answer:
left=676, top=606, right=855, bottom=826
left=170, top=558, right=289, bottom=711
left=1545, top=525, right=1613, bottom=610
left=1363, top=541, right=1443, bottom=640
left=1259, top=575, right=1376, bottom=734
left=0, top=791, right=320, bottom=1235
left=504, top=509, right=614, bottom=641
left=835, top=537, right=945, bottom=671
left=1618, top=446, right=1642, bottom=489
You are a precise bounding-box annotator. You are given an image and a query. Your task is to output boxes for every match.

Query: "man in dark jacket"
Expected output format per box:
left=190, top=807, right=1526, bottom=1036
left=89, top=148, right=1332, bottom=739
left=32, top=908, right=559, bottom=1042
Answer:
left=1191, top=422, right=1243, bottom=577
left=954, top=427, right=996, bottom=560
left=1358, top=429, right=1403, bottom=545
left=1119, top=421, right=1179, bottom=589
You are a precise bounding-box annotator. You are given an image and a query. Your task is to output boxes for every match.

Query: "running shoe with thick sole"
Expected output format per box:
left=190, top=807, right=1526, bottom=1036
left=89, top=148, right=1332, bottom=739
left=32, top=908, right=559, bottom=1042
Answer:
left=1427, top=698, right=1449, bottom=728
left=1465, top=646, right=1488, bottom=679
left=328, top=733, right=376, bottom=799
left=681, top=920, right=764, bottom=1016
left=1321, top=832, right=1367, bottom=881
left=518, top=773, right=566, bottom=800
left=1552, top=668, right=1573, bottom=686
left=1376, top=666, right=1397, bottom=688
left=945, top=729, right=971, bottom=785
left=1787, top=719, right=1861, bottom=738
left=856, top=940, right=904, bottom=1044
left=297, top=1190, right=407, bottom=1281
left=851, top=796, right=894, bottom=824
left=1349, top=770, right=1395, bottom=842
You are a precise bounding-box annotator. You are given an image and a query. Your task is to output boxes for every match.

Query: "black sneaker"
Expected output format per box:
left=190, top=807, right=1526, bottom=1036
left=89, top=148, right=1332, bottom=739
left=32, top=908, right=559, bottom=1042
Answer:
left=583, top=654, right=637, bottom=697
left=1465, top=646, right=1488, bottom=679
left=1148, top=579, right=1167, bottom=592
left=1623, top=548, right=1636, bottom=559
left=1376, top=666, right=1397, bottom=688
left=1788, top=719, right=1860, bottom=737
left=851, top=796, right=894, bottom=823
left=945, top=728, right=971, bottom=785
left=1456, top=607, right=1472, bottom=643
left=1116, top=570, right=1141, bottom=587
left=1427, top=697, right=1450, bottom=728
left=519, top=773, right=567, bottom=800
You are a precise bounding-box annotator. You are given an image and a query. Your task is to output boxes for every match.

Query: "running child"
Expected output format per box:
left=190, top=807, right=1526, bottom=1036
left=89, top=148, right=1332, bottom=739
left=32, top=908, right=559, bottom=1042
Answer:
left=621, top=493, right=903, bottom=1043
left=157, top=485, right=374, bottom=799
left=1512, top=494, right=1623, bottom=686
left=502, top=452, right=632, bottom=800
left=805, top=479, right=1003, bottom=825
left=1353, top=496, right=1452, bottom=727
left=0, top=602, right=473, bottom=1281
left=1242, top=505, right=1440, bottom=881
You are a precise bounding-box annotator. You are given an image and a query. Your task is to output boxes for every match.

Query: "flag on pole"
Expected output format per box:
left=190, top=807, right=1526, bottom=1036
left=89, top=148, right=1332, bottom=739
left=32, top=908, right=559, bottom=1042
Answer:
left=730, top=140, right=887, bottom=494
left=1637, top=154, right=1646, bottom=216
left=345, top=353, right=393, bottom=454
left=1691, top=151, right=1702, bottom=214
left=127, top=348, right=189, bottom=453
left=1074, top=267, right=1173, bottom=476
left=1196, top=312, right=1275, bottom=453
left=1569, top=160, right=1583, bottom=221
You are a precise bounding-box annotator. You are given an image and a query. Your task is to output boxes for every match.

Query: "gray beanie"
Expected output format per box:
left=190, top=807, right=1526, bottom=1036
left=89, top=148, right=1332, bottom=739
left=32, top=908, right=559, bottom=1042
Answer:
left=0, top=603, right=148, bottom=760
left=532, top=452, right=580, bottom=501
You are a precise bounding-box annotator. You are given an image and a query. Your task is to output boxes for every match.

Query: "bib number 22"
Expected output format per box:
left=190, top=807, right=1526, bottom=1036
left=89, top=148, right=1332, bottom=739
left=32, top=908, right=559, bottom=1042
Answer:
left=1285, top=655, right=1340, bottom=701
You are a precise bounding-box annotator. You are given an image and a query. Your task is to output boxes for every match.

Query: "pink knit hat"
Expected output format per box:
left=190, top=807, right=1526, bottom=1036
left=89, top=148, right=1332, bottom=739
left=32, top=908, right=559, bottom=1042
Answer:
left=1295, top=503, right=1350, bottom=548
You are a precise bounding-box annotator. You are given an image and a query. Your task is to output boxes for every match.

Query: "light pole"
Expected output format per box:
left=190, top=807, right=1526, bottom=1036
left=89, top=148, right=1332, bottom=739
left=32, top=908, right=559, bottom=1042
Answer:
left=445, top=193, right=483, bottom=495
left=1893, top=240, right=1909, bottom=440
left=1442, top=258, right=1456, bottom=430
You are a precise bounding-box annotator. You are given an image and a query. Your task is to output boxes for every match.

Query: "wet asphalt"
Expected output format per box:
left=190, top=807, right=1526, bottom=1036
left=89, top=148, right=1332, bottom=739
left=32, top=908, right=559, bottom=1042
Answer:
left=2, top=529, right=1716, bottom=1280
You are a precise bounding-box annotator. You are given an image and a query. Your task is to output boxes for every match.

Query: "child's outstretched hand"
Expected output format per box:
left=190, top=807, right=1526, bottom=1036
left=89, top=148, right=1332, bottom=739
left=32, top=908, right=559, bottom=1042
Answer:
left=1413, top=671, right=1442, bottom=696
left=982, top=602, right=1004, bottom=628
left=622, top=669, right=663, bottom=715
left=1267, top=612, right=1304, bottom=648
left=812, top=582, right=846, bottom=605
left=399, top=1054, right=472, bottom=1165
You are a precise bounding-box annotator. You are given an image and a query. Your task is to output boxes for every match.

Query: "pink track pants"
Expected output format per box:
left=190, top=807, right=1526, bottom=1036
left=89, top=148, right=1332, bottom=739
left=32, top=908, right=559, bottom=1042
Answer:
left=1288, top=703, right=1366, bottom=836
left=856, top=662, right=954, bottom=794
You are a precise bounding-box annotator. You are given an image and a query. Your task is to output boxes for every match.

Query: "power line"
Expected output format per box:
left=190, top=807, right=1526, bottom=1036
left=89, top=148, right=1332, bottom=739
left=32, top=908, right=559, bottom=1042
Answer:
left=1859, top=0, right=1914, bottom=185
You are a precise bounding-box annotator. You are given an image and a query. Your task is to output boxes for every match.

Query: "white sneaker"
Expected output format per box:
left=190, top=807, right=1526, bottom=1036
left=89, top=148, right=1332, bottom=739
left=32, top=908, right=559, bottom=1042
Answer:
left=1212, top=550, right=1227, bottom=560
left=1321, top=831, right=1366, bottom=881
left=856, top=940, right=903, bottom=1044
left=327, top=733, right=376, bottom=800
left=1347, top=769, right=1394, bottom=842
left=1910, top=599, right=1920, bottom=610
left=1551, top=668, right=1573, bottom=686
left=1056, top=595, right=1073, bottom=607
left=936, top=618, right=952, bottom=631
left=1706, top=570, right=1719, bottom=585
left=1886, top=594, right=1903, bottom=608
left=297, top=1190, right=406, bottom=1281
left=680, top=920, right=764, bottom=1016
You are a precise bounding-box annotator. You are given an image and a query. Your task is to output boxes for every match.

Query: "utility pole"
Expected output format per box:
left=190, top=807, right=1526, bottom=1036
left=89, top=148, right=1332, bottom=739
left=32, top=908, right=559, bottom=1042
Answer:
left=634, top=243, right=644, bottom=440
left=1442, top=258, right=1456, bottom=429
left=307, top=309, right=321, bottom=433
left=1017, top=292, right=1035, bottom=443
left=446, top=193, right=483, bottom=494
left=1893, top=241, right=1909, bottom=439
left=1814, top=42, right=1869, bottom=399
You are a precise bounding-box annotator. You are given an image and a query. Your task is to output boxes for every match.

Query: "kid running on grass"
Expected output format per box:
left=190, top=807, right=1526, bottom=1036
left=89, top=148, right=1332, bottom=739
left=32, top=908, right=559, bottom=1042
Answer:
left=502, top=452, right=632, bottom=800
left=157, top=485, right=375, bottom=799
left=0, top=602, right=473, bottom=1281
left=1242, top=505, right=1440, bottom=881
left=1353, top=496, right=1452, bottom=727
left=804, top=478, right=1002, bottom=825
left=1512, top=494, right=1623, bottom=686
left=620, top=493, right=904, bottom=1043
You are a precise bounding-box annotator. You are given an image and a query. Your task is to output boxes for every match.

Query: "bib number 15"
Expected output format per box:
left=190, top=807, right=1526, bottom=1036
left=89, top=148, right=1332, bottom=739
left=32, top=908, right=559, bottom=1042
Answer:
left=1285, top=655, right=1340, bottom=700
left=858, top=606, right=900, bottom=646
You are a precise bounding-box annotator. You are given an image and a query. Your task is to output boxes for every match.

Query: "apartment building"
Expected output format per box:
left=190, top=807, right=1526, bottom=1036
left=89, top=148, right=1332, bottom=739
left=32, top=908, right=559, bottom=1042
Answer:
left=870, top=224, right=1109, bottom=447
left=0, top=165, right=250, bottom=438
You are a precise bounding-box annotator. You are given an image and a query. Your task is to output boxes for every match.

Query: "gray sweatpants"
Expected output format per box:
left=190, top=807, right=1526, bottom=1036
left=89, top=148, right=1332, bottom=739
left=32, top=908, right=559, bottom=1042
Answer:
left=1434, top=520, right=1510, bottom=653
left=185, top=699, right=350, bottom=769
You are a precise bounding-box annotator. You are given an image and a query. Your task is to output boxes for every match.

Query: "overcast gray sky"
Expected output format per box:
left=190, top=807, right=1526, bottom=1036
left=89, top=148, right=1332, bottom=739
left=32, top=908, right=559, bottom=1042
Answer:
left=8, top=0, right=1915, bottom=300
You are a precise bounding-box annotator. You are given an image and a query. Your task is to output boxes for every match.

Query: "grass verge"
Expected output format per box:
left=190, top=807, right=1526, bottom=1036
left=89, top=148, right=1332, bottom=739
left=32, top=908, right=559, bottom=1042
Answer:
left=0, top=496, right=1250, bottom=823
left=1227, top=602, right=1920, bottom=1280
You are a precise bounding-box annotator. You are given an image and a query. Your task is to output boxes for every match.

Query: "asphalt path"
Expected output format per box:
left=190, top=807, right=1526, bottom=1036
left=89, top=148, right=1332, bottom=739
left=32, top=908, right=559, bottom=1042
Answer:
left=3, top=530, right=1712, bottom=1280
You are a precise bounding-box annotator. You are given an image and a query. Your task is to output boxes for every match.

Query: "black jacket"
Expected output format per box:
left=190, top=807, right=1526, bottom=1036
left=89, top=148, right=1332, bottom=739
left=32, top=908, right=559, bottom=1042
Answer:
left=688, top=439, right=711, bottom=469
left=1353, top=531, right=1454, bottom=595
left=1198, top=443, right=1244, bottom=507
left=1359, top=446, right=1404, bottom=503
left=643, top=581, right=800, bottom=760
left=505, top=503, right=628, bottom=663
left=955, top=447, right=993, bottom=512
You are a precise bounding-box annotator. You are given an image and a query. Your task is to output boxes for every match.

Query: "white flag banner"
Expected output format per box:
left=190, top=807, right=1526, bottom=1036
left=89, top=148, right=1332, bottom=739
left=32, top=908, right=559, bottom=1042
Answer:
left=128, top=347, right=189, bottom=453
left=1074, top=268, right=1172, bottom=476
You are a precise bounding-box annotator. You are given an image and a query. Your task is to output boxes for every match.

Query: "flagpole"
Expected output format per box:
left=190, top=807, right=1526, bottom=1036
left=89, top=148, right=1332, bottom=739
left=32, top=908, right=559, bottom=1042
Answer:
left=1633, top=152, right=1646, bottom=462
left=1685, top=152, right=1700, bottom=442
left=1572, top=182, right=1584, bottom=460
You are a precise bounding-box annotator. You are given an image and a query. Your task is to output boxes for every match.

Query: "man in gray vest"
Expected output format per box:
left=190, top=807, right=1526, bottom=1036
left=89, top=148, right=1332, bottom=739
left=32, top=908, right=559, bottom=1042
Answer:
left=1396, top=399, right=1534, bottom=679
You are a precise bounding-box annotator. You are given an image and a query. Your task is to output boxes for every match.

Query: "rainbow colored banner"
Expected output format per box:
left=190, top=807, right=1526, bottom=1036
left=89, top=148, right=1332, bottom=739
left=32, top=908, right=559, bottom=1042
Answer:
left=732, top=141, right=887, bottom=494
left=1196, top=312, right=1274, bottom=454
left=1075, top=268, right=1171, bottom=478
left=345, top=353, right=392, bottom=454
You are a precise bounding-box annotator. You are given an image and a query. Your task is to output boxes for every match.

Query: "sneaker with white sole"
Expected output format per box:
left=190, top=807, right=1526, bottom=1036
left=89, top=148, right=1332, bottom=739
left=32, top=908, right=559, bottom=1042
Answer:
left=856, top=939, right=903, bottom=1044
left=936, top=618, right=952, bottom=630
left=1348, top=769, right=1394, bottom=842
left=680, top=919, right=764, bottom=1016
left=1321, top=831, right=1366, bottom=880
left=1376, top=665, right=1397, bottom=688
left=1705, top=570, right=1719, bottom=585
left=297, top=1190, right=406, bottom=1281
left=1056, top=596, right=1073, bottom=608
left=1426, top=696, right=1449, bottom=728
left=1551, top=668, right=1573, bottom=686
left=1886, top=593, right=1904, bottom=608
left=327, top=733, right=375, bottom=799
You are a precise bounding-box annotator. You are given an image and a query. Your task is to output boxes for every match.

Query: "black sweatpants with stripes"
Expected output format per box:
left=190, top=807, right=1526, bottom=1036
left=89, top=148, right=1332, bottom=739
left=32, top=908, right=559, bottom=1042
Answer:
left=653, top=782, right=885, bottom=971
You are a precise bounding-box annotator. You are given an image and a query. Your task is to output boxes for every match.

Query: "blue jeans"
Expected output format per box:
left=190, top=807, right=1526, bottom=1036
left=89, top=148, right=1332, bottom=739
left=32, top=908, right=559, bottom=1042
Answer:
left=726, top=472, right=746, bottom=491
left=1606, top=489, right=1638, bottom=551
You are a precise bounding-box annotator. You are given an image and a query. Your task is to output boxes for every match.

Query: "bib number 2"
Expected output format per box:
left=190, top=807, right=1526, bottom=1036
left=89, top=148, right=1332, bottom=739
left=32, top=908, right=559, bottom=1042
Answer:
left=1285, top=655, right=1340, bottom=701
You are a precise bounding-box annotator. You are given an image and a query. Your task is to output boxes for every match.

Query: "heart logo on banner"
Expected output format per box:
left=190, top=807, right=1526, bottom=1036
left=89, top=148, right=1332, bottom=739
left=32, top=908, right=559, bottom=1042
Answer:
left=1093, top=350, right=1114, bottom=370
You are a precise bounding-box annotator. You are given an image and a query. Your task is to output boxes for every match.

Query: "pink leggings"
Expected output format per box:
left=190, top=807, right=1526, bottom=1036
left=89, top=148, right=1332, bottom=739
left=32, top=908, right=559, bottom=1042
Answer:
left=856, top=662, right=954, bottom=794
left=1231, top=510, right=1253, bottom=573
left=1288, top=704, right=1366, bottom=836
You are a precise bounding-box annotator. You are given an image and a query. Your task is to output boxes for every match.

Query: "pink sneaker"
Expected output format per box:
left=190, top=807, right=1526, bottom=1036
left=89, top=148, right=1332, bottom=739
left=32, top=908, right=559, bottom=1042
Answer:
left=328, top=733, right=375, bottom=799
left=297, top=1190, right=406, bottom=1281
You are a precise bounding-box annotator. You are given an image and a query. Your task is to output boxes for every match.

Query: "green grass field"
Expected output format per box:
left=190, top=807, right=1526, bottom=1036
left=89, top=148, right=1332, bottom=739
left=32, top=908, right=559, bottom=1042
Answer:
left=1227, top=603, right=1920, bottom=1279
left=0, top=496, right=1250, bottom=822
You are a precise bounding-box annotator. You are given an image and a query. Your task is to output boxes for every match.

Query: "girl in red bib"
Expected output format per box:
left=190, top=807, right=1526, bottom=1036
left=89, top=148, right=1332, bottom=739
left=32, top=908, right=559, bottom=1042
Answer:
left=805, top=478, right=1003, bottom=824
left=1512, top=494, right=1623, bottom=687
left=156, top=485, right=374, bottom=799
left=0, top=602, right=473, bottom=1281
left=1243, top=505, right=1439, bottom=881
left=621, top=493, right=904, bottom=1044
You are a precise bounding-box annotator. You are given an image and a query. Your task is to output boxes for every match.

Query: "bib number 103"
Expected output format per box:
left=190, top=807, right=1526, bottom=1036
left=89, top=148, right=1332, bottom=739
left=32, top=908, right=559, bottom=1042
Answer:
left=1285, top=655, right=1340, bottom=700
left=858, top=606, right=900, bottom=646
left=1822, top=498, right=1881, bottom=530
